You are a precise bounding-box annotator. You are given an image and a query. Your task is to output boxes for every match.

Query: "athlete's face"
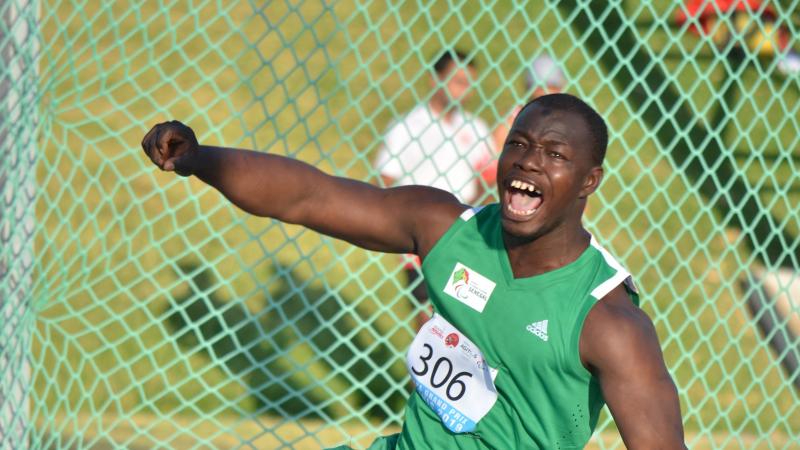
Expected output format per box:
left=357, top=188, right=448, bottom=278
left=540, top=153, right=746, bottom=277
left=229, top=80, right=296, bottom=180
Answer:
left=496, top=104, right=603, bottom=239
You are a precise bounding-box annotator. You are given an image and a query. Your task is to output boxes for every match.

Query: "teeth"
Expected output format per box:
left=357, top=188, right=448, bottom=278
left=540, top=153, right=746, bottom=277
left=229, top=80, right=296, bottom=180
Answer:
left=510, top=179, right=539, bottom=194
left=507, top=203, right=537, bottom=216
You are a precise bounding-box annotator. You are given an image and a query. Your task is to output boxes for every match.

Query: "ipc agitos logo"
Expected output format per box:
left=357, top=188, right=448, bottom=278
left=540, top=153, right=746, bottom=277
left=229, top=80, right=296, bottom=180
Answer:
left=443, top=262, right=496, bottom=313
left=452, top=267, right=470, bottom=299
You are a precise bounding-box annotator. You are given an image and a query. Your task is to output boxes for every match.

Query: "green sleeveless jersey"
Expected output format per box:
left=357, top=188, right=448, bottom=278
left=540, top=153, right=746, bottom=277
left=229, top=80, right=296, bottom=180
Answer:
left=393, top=204, right=639, bottom=450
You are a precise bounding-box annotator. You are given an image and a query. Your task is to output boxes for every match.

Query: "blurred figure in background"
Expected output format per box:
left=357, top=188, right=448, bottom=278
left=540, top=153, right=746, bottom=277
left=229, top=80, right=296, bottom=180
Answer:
left=492, top=54, right=567, bottom=161
left=675, top=0, right=800, bottom=75
left=374, top=49, right=496, bottom=329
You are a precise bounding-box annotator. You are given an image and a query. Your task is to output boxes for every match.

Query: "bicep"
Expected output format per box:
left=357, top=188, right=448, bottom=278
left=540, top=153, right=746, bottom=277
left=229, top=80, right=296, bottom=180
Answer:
left=581, top=293, right=686, bottom=449
left=291, top=174, right=465, bottom=256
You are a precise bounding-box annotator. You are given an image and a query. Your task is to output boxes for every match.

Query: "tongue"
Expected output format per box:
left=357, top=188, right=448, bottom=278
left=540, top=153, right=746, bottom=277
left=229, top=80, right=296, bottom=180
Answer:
left=510, top=192, right=542, bottom=211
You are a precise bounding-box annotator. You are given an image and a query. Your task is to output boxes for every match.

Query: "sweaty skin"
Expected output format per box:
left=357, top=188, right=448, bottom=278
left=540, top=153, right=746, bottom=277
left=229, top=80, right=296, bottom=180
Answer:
left=142, top=100, right=686, bottom=449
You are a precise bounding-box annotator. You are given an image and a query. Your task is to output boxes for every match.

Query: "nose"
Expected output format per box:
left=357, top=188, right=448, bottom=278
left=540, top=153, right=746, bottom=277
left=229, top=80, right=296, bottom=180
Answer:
left=514, top=145, right=544, bottom=172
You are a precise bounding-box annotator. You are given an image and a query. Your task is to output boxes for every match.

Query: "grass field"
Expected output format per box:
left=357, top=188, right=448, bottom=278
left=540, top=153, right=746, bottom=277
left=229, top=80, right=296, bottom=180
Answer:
left=37, top=413, right=797, bottom=450
left=17, top=0, right=800, bottom=448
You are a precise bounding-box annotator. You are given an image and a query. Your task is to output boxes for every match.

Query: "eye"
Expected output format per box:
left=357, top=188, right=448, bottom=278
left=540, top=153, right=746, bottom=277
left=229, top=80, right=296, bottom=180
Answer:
left=505, top=139, right=525, bottom=149
left=543, top=141, right=568, bottom=160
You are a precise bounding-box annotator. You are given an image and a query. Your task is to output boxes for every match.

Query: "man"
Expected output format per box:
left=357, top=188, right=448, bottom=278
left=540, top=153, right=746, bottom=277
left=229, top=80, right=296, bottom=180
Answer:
left=141, top=93, right=686, bottom=449
left=374, top=49, right=496, bottom=326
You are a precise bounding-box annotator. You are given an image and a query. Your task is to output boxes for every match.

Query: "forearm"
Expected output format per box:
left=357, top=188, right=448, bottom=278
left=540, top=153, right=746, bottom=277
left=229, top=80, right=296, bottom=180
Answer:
left=185, top=145, right=437, bottom=254
left=190, top=145, right=322, bottom=221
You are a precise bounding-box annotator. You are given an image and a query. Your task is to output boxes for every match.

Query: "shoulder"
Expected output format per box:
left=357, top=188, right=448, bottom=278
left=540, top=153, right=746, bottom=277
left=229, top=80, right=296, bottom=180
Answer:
left=579, top=284, right=660, bottom=372
left=399, top=186, right=470, bottom=258
left=586, top=237, right=637, bottom=302
left=585, top=286, right=649, bottom=337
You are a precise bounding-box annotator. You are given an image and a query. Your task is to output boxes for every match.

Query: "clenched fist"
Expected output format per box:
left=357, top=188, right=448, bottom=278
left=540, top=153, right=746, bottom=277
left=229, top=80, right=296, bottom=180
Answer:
left=141, top=120, right=199, bottom=176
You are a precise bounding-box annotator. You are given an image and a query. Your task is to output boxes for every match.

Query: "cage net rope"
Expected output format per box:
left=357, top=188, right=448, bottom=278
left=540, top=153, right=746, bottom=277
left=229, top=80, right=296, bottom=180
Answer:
left=1, top=1, right=799, bottom=449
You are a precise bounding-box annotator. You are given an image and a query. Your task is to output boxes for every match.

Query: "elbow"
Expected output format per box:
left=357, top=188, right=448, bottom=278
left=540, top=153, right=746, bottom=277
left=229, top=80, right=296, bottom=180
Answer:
left=272, top=196, right=317, bottom=226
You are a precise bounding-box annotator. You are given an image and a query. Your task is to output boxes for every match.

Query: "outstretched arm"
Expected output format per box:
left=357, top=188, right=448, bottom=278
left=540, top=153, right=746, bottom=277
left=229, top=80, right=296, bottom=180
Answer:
left=580, top=285, right=687, bottom=450
left=141, top=121, right=466, bottom=256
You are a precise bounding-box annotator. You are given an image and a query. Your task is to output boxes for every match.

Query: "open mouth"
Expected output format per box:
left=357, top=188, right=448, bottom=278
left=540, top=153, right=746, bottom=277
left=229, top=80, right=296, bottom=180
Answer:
left=505, top=179, right=543, bottom=218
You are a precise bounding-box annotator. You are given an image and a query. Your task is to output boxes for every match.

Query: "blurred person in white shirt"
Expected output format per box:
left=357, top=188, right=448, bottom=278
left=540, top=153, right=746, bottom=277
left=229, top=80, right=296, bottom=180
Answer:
left=374, top=49, right=495, bottom=328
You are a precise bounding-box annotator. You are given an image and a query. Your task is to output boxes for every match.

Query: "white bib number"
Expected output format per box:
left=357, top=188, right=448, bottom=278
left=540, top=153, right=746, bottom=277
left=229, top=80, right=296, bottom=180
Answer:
left=406, top=314, right=498, bottom=433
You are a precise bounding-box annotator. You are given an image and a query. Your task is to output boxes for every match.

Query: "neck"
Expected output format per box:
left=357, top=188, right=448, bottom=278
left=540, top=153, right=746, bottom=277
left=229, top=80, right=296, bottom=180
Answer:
left=503, top=223, right=591, bottom=279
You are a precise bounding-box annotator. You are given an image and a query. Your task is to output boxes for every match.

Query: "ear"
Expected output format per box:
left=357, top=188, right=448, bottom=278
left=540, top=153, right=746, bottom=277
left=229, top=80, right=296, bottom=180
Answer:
left=579, top=165, right=603, bottom=198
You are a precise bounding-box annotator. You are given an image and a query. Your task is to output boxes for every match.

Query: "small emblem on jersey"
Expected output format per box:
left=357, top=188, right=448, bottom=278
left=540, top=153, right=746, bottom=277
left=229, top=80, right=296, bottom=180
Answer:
left=443, top=263, right=496, bottom=313
left=526, top=320, right=549, bottom=342
left=445, top=333, right=460, bottom=348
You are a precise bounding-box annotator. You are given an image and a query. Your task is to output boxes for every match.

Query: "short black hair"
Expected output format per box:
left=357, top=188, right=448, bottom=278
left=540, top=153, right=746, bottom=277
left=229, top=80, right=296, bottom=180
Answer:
left=432, top=49, right=474, bottom=76
left=518, top=93, right=608, bottom=165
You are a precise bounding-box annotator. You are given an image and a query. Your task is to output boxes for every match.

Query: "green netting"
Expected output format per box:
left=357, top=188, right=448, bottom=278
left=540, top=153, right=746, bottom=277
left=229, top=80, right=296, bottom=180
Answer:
left=1, top=0, right=799, bottom=448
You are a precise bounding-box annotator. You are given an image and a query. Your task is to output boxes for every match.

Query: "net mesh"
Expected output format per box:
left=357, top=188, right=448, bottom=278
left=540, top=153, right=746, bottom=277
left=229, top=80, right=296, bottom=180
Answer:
left=2, top=0, right=799, bottom=448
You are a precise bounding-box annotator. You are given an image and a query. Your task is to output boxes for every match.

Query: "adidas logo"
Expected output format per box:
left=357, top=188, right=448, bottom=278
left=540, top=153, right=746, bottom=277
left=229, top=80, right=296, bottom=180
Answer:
left=526, top=320, right=548, bottom=342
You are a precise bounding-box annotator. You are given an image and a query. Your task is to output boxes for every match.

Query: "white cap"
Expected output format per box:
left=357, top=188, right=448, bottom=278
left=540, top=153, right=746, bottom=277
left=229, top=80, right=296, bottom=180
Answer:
left=525, top=55, right=566, bottom=91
